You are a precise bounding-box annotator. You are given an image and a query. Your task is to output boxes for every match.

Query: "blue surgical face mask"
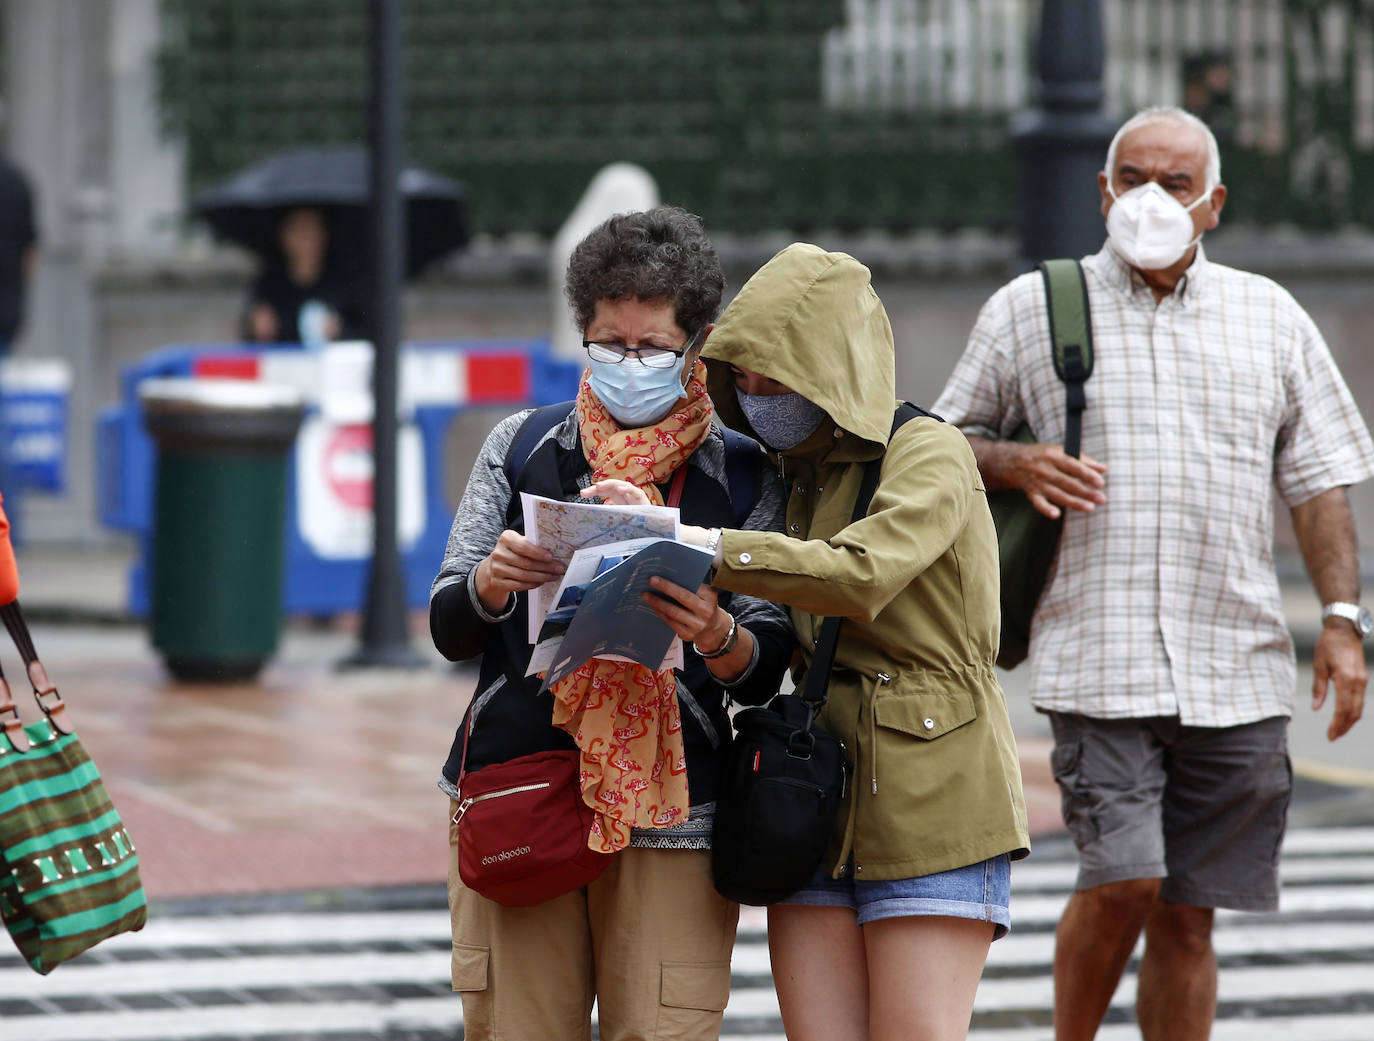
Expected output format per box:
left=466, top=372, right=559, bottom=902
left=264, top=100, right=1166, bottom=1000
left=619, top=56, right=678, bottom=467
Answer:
left=736, top=389, right=827, bottom=450
left=587, top=353, right=689, bottom=428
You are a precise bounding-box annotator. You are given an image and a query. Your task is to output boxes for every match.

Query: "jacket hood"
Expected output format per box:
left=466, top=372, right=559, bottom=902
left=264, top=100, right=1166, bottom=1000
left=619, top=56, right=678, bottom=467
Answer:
left=703, top=243, right=896, bottom=453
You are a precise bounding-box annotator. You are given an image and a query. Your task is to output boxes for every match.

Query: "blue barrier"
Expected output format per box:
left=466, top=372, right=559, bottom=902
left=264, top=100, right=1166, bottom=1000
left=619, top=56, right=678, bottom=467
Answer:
left=3, top=358, right=72, bottom=494
left=98, top=340, right=582, bottom=616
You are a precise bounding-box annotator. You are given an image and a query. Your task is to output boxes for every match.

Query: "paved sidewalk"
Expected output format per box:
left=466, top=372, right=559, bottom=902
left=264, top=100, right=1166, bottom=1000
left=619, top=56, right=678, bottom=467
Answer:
left=16, top=621, right=458, bottom=902
left=2, top=539, right=1336, bottom=902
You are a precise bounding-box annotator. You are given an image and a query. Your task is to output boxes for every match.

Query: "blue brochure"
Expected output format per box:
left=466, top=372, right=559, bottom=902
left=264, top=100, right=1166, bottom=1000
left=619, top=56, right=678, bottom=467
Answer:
left=537, top=539, right=716, bottom=693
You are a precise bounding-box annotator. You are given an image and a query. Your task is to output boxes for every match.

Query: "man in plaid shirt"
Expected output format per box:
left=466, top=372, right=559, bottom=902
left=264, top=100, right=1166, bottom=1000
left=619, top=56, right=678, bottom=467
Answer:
left=936, top=106, right=1374, bottom=1041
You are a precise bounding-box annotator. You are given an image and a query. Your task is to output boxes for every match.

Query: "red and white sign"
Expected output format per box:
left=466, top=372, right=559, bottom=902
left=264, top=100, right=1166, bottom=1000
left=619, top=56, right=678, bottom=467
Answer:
left=296, top=417, right=425, bottom=560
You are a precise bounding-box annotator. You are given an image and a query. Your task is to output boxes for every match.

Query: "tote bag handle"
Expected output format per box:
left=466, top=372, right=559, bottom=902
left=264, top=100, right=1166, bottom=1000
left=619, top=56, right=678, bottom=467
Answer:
left=0, top=601, right=73, bottom=752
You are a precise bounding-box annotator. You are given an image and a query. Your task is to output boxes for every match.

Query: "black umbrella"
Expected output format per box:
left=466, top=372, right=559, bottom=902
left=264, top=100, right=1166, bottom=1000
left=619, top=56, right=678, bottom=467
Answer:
left=191, top=145, right=469, bottom=277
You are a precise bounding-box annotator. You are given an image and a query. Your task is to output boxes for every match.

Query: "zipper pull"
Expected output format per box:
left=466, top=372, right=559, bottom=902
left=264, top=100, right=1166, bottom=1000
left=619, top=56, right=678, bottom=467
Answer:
left=872, top=673, right=890, bottom=797
left=451, top=798, right=474, bottom=825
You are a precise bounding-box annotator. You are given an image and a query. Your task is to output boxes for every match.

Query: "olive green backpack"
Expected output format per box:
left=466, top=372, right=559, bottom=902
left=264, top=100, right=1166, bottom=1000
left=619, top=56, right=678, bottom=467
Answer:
left=988, top=259, right=1094, bottom=669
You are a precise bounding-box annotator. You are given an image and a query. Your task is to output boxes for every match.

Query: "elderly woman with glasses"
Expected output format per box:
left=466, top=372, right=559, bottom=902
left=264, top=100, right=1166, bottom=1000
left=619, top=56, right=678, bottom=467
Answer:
left=429, top=206, right=792, bottom=1041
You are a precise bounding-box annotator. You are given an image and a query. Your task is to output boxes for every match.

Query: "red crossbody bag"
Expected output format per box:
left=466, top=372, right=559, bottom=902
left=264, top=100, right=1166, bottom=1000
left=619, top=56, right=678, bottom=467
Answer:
left=452, top=717, right=610, bottom=907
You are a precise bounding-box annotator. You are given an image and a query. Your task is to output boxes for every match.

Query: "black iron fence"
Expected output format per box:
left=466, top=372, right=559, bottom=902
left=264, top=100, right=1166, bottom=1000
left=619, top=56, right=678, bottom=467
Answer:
left=155, top=0, right=1374, bottom=238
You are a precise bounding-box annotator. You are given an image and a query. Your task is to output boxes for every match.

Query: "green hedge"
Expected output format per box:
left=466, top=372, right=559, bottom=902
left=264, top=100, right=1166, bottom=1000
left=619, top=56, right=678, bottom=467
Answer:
left=157, top=0, right=1018, bottom=236
left=156, top=0, right=1374, bottom=237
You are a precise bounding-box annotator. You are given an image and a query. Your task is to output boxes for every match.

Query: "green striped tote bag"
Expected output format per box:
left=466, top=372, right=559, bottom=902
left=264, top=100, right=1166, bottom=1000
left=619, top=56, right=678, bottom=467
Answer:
left=0, top=602, right=146, bottom=974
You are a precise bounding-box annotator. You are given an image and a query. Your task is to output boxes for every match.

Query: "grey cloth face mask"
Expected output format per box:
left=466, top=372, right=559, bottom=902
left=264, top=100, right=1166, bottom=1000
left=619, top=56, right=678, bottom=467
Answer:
left=736, top=389, right=827, bottom=450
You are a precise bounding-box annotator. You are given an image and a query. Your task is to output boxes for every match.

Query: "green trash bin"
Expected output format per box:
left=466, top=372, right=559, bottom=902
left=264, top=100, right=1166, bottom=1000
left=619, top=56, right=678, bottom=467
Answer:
left=140, top=378, right=305, bottom=681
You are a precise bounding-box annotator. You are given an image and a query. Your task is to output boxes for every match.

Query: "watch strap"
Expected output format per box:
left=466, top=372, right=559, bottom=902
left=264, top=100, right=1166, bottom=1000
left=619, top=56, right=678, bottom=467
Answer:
left=1321, top=601, right=1370, bottom=636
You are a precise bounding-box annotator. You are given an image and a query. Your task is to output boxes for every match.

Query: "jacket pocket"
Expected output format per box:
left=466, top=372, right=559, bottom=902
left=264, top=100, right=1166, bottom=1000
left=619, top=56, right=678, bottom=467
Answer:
left=661, top=960, right=731, bottom=1011
left=451, top=943, right=489, bottom=992
left=873, top=690, right=977, bottom=741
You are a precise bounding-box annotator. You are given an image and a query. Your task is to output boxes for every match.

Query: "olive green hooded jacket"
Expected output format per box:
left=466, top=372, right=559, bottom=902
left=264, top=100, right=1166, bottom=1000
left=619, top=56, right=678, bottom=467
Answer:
left=703, top=243, right=1030, bottom=881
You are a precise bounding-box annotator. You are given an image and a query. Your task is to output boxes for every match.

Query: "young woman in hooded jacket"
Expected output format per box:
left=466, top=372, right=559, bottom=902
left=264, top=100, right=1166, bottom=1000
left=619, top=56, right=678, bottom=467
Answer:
left=430, top=207, right=793, bottom=1041
left=590, top=243, right=1030, bottom=1041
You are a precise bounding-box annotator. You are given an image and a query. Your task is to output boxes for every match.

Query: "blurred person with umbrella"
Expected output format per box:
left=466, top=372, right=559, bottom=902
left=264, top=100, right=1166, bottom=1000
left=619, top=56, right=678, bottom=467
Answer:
left=242, top=204, right=364, bottom=345
left=192, top=145, right=468, bottom=345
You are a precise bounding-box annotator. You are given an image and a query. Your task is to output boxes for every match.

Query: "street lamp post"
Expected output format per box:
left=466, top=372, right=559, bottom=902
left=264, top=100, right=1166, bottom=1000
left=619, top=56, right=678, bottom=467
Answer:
left=1009, top=0, right=1118, bottom=265
left=347, top=0, right=424, bottom=669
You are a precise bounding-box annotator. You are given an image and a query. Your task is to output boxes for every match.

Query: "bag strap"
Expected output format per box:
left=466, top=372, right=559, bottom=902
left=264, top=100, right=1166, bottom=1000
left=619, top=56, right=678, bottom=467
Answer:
left=718, top=425, right=762, bottom=528
left=799, top=403, right=926, bottom=707
left=1036, top=259, right=1094, bottom=459
left=503, top=400, right=574, bottom=487
left=458, top=709, right=474, bottom=790
left=0, top=601, right=73, bottom=752
left=666, top=464, right=687, bottom=508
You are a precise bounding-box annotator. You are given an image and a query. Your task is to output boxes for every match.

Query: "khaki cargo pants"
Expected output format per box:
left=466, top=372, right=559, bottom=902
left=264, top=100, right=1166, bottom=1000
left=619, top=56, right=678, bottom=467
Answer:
left=448, top=824, right=739, bottom=1041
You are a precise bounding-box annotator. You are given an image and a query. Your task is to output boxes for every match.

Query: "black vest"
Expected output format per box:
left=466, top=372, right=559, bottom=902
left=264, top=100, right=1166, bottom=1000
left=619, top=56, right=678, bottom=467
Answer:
left=441, top=430, right=750, bottom=809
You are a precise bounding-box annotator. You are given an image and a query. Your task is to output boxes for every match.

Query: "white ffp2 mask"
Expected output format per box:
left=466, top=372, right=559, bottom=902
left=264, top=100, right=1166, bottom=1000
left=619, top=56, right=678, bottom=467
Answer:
left=1105, top=180, right=1209, bottom=270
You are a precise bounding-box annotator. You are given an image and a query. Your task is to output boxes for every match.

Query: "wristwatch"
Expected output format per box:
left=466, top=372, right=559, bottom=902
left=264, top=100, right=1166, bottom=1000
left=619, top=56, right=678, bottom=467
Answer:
left=703, top=527, right=723, bottom=559
left=1321, top=602, right=1373, bottom=639
left=694, top=614, right=739, bottom=660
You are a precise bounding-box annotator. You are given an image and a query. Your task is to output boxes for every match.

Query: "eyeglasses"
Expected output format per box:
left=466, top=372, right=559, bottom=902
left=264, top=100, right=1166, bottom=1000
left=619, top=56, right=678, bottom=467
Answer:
left=583, top=329, right=701, bottom=369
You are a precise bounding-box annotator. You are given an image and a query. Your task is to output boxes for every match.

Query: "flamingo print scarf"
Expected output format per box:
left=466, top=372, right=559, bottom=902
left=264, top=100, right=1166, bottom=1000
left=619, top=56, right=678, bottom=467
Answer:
left=551, top=360, right=713, bottom=852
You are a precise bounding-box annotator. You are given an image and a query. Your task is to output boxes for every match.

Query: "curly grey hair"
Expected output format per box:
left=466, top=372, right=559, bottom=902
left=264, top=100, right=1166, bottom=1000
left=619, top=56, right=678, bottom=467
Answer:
left=564, top=206, right=724, bottom=340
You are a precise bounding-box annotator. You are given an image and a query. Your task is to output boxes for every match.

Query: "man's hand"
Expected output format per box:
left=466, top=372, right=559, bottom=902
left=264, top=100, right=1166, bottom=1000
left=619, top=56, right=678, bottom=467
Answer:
left=474, top=529, right=564, bottom=614
left=967, top=437, right=1107, bottom=519
left=1312, top=622, right=1367, bottom=741
left=1291, top=487, right=1366, bottom=741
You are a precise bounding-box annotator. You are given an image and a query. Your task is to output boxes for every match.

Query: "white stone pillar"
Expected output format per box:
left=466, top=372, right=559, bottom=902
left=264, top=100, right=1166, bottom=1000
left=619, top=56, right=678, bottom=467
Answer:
left=108, top=0, right=185, bottom=255
left=3, top=1, right=109, bottom=541
left=548, top=163, right=659, bottom=360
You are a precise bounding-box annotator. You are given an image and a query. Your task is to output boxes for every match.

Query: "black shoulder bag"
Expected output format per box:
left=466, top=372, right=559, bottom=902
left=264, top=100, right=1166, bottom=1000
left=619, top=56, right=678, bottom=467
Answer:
left=986, top=259, right=1094, bottom=669
left=711, top=404, right=926, bottom=906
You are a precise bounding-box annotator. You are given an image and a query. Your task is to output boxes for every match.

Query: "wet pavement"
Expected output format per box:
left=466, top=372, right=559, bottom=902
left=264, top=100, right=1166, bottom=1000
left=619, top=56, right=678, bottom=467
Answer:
left=10, top=539, right=1372, bottom=903
left=1, top=540, right=1070, bottom=905
left=23, top=618, right=1062, bottom=903
left=15, top=618, right=457, bottom=902
left=6, top=543, right=1374, bottom=1040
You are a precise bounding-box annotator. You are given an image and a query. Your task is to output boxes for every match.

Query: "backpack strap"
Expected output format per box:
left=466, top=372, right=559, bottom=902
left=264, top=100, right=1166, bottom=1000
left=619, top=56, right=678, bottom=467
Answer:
left=719, top=425, right=762, bottom=528
left=801, top=402, right=929, bottom=708
left=502, top=400, right=574, bottom=487
left=1036, top=259, right=1094, bottom=459
left=846, top=401, right=931, bottom=528
left=893, top=400, right=941, bottom=428
left=503, top=399, right=761, bottom=527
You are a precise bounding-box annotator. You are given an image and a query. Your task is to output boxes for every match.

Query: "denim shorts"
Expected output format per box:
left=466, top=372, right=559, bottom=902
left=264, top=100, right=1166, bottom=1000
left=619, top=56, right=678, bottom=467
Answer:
left=776, top=854, right=1012, bottom=939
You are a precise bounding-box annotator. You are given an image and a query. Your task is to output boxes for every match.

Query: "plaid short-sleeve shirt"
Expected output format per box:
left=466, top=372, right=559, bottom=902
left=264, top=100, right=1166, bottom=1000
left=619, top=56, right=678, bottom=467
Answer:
left=934, top=244, right=1374, bottom=725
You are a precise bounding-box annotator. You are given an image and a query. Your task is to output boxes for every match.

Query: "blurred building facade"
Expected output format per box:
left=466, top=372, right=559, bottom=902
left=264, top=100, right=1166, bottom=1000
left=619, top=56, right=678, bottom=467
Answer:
left=1, top=0, right=1373, bottom=566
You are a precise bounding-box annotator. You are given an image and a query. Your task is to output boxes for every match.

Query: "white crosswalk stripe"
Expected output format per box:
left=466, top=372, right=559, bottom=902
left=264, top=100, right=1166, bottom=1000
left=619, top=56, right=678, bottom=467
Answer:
left=3, top=827, right=1373, bottom=1040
